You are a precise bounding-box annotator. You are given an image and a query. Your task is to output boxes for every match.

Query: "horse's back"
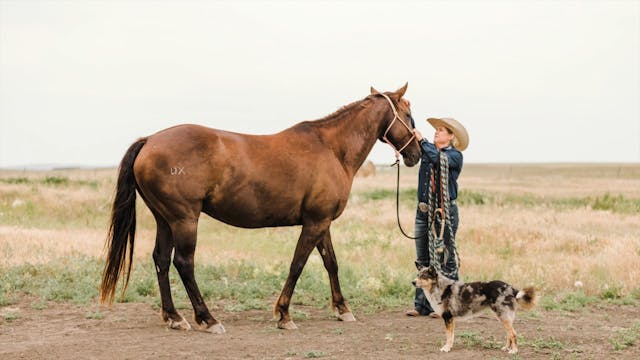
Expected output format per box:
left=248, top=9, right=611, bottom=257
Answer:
left=142, top=123, right=313, bottom=163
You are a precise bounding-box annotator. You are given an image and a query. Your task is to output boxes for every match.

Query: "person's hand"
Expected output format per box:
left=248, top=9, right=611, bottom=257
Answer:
left=414, top=129, right=423, bottom=141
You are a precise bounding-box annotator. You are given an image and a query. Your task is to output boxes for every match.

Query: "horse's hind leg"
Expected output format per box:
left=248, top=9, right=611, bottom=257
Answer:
left=152, top=215, right=190, bottom=330
left=171, top=219, right=225, bottom=334
left=316, top=229, right=355, bottom=322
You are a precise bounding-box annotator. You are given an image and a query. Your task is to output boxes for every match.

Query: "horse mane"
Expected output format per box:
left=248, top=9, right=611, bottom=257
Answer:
left=290, top=95, right=374, bottom=130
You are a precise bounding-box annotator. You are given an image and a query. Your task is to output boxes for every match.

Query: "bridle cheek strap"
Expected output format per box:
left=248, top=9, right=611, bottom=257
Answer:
left=379, top=93, right=416, bottom=160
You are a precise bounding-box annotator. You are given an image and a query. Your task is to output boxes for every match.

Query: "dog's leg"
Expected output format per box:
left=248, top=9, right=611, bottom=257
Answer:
left=440, top=312, right=455, bottom=352
left=501, top=319, right=518, bottom=354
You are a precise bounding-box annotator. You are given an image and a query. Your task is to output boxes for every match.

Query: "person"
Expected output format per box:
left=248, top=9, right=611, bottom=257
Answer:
left=406, top=117, right=469, bottom=317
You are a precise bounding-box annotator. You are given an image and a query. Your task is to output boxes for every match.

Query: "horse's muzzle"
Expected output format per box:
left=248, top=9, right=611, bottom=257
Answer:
left=402, top=153, right=420, bottom=167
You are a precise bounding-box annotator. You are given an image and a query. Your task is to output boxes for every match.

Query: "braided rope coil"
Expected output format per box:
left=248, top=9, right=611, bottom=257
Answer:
left=426, top=152, right=460, bottom=279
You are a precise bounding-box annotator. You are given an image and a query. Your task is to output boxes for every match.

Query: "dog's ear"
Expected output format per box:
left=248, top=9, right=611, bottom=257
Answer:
left=427, top=265, right=438, bottom=279
left=415, top=261, right=425, bottom=271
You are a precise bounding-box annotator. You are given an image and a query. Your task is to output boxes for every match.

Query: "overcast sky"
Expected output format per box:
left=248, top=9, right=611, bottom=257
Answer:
left=1, top=0, right=638, bottom=167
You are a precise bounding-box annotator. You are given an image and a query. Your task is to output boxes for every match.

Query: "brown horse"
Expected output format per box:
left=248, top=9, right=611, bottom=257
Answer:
left=100, top=84, right=421, bottom=333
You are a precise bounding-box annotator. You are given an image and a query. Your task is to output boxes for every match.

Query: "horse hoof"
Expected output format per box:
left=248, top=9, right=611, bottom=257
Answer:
left=338, top=312, right=356, bottom=322
left=202, top=322, right=226, bottom=334
left=277, top=320, right=298, bottom=330
left=168, top=316, right=191, bottom=331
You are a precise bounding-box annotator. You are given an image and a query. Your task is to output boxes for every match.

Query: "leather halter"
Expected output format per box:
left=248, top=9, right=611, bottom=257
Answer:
left=379, top=93, right=416, bottom=160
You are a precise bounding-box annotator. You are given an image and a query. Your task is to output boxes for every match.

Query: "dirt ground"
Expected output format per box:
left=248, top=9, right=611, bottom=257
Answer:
left=1, top=298, right=638, bottom=359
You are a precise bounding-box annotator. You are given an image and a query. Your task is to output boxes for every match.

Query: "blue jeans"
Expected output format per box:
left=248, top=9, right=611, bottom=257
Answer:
left=413, top=203, right=459, bottom=314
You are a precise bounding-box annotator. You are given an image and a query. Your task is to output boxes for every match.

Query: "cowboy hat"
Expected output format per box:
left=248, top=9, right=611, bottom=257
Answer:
left=427, top=117, right=469, bottom=151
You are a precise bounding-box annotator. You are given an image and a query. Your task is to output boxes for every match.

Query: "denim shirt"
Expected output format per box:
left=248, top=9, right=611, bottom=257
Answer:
left=417, top=140, right=463, bottom=203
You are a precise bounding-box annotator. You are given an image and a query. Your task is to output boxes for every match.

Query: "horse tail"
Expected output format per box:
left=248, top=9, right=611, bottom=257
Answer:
left=100, top=138, right=147, bottom=304
left=516, top=287, right=538, bottom=311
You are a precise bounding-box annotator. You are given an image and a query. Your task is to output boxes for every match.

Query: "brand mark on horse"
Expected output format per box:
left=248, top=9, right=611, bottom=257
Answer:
left=170, top=167, right=185, bottom=175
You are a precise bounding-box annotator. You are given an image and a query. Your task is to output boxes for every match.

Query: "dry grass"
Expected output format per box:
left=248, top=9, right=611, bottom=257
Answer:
left=1, top=163, right=639, bottom=297
left=0, top=226, right=156, bottom=267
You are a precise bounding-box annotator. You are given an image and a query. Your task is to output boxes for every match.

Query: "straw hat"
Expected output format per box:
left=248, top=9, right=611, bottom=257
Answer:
left=427, top=117, right=469, bottom=151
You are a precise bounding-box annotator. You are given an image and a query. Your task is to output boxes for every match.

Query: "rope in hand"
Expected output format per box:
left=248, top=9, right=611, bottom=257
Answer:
left=391, top=152, right=460, bottom=278
left=426, top=152, right=460, bottom=279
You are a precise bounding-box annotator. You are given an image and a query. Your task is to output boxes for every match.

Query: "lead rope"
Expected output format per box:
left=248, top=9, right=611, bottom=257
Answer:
left=427, top=152, right=460, bottom=279
left=392, top=159, right=419, bottom=239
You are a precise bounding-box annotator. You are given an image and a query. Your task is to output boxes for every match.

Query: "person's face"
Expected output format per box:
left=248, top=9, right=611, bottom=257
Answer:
left=433, top=126, right=454, bottom=149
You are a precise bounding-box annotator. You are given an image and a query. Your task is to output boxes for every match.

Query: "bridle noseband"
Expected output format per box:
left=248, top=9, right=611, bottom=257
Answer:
left=378, top=93, right=417, bottom=160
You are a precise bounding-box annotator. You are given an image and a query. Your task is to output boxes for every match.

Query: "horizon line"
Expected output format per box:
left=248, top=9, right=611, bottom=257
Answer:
left=1, top=161, right=639, bottom=172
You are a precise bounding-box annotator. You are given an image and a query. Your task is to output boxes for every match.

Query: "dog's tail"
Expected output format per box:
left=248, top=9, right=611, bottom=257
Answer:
left=516, top=287, right=538, bottom=310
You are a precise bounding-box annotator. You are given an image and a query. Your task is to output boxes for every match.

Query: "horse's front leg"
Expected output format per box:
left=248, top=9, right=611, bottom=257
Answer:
left=275, top=220, right=329, bottom=330
left=316, top=229, right=355, bottom=322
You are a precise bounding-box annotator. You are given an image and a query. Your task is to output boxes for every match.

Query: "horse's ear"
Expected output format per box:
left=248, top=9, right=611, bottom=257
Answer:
left=370, top=86, right=380, bottom=95
left=394, top=82, right=408, bottom=99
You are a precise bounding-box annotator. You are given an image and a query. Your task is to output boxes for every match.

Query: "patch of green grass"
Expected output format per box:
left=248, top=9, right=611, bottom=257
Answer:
left=362, top=188, right=395, bottom=201
left=592, top=193, right=621, bottom=211
left=292, top=309, right=311, bottom=321
left=456, top=331, right=502, bottom=349
left=342, top=266, right=414, bottom=313
left=0, top=256, right=411, bottom=312
left=541, top=291, right=597, bottom=312
left=2, top=310, right=20, bottom=321
left=0, top=175, right=99, bottom=188
left=304, top=350, right=328, bottom=358
left=365, top=187, right=640, bottom=214
left=458, top=330, right=483, bottom=347
left=85, top=311, right=104, bottom=320
left=43, top=176, right=69, bottom=186
left=600, top=285, right=624, bottom=300
left=482, top=335, right=503, bottom=350
left=77, top=179, right=99, bottom=189
left=31, top=299, right=48, bottom=310
left=134, top=277, right=156, bottom=297
left=458, top=190, right=490, bottom=205
left=224, top=298, right=266, bottom=312
left=358, top=188, right=414, bottom=203
left=610, top=322, right=640, bottom=351
left=0, top=258, right=102, bottom=304
left=0, top=296, right=14, bottom=306
left=522, top=336, right=567, bottom=351
left=0, top=177, right=30, bottom=184
left=0, top=282, right=13, bottom=306
left=1, top=253, right=635, bottom=326
left=0, top=253, right=416, bottom=318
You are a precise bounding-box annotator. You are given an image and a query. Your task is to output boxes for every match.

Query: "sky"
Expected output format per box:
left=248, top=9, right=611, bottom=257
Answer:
left=0, top=0, right=638, bottom=168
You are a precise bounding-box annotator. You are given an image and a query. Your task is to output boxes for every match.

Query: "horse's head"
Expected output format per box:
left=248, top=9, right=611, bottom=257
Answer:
left=371, top=83, right=421, bottom=167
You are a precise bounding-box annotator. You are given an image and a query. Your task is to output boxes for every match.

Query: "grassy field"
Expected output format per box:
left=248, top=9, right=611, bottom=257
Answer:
left=1, top=164, right=639, bottom=313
